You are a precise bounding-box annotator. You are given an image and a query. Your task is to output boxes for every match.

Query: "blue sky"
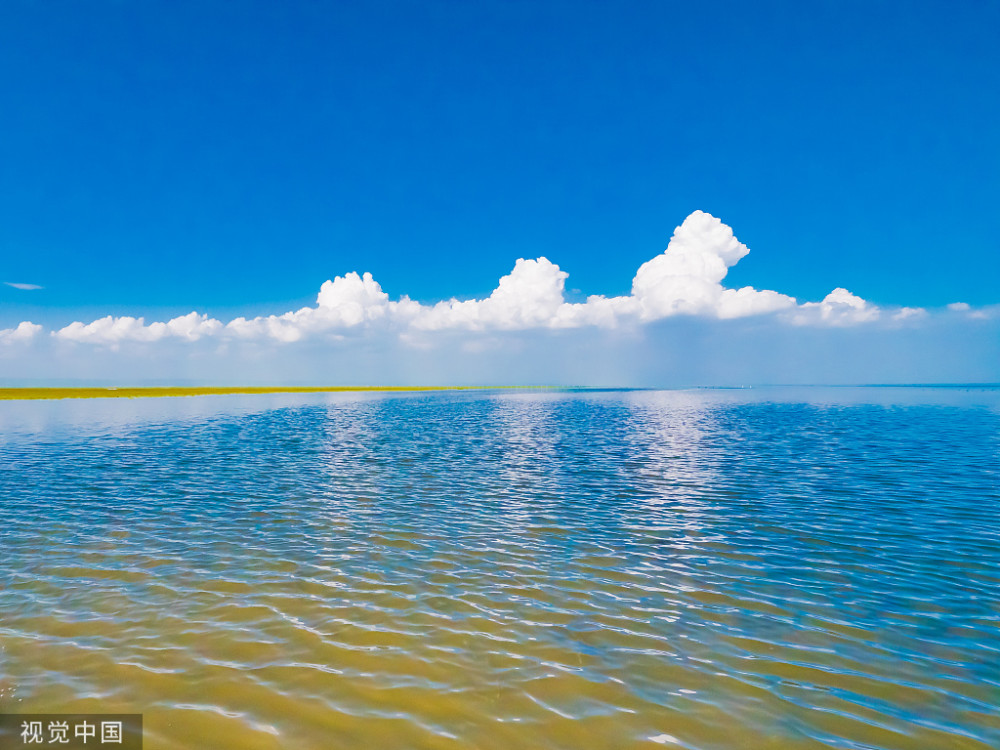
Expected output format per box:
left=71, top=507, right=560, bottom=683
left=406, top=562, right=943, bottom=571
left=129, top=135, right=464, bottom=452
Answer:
left=0, top=1, right=997, bottom=385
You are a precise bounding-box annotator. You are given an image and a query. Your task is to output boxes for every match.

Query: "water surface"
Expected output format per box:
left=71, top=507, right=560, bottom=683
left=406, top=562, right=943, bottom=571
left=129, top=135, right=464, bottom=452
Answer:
left=1, top=388, right=999, bottom=749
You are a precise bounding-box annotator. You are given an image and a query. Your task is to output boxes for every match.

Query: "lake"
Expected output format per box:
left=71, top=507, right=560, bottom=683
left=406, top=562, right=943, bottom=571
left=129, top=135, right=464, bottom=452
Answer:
left=1, top=387, right=998, bottom=749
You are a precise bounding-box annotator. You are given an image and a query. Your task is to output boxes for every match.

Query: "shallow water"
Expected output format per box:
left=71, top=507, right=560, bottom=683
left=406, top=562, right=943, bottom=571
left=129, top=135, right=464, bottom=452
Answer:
left=1, top=388, right=999, bottom=749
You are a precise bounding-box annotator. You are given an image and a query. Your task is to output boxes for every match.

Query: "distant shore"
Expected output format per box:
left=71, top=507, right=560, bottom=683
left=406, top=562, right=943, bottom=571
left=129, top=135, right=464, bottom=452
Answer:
left=0, top=386, right=526, bottom=401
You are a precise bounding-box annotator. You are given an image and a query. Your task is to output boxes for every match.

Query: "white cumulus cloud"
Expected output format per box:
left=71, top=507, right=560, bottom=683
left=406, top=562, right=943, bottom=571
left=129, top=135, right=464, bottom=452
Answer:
left=412, top=258, right=572, bottom=331
left=4, top=282, right=43, bottom=291
left=0, top=321, right=43, bottom=344
left=788, top=287, right=881, bottom=326
left=316, top=271, right=392, bottom=324
left=632, top=210, right=797, bottom=319
left=55, top=313, right=223, bottom=346
left=892, top=306, right=926, bottom=322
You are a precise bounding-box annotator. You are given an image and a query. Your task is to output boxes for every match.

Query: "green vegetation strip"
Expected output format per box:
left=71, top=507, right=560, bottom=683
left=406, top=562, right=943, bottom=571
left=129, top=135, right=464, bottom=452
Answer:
left=0, top=386, right=535, bottom=401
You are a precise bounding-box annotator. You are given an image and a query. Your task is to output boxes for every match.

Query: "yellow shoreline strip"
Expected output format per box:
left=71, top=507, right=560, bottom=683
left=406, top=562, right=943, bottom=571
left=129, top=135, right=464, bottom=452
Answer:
left=0, top=386, right=543, bottom=401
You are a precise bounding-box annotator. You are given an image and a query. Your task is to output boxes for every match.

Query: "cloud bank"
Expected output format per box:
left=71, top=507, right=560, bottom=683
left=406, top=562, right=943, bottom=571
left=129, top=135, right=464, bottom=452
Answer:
left=9, top=210, right=972, bottom=350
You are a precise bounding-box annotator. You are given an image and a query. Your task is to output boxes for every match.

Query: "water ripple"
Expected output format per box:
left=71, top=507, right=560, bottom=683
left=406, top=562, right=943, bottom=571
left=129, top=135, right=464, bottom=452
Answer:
left=1, top=387, right=999, bottom=749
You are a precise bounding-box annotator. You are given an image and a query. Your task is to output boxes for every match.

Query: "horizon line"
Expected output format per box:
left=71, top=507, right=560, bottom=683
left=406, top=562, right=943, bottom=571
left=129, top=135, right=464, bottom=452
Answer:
left=1, top=383, right=999, bottom=402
